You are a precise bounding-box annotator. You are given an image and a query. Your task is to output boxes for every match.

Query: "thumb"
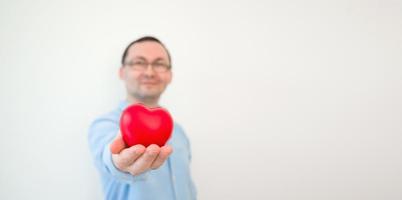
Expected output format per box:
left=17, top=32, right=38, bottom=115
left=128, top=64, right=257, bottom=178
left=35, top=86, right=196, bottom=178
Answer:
left=110, top=133, right=127, bottom=154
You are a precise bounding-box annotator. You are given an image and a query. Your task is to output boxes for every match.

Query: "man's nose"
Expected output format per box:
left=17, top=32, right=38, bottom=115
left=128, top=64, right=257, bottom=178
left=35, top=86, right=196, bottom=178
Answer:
left=144, top=64, right=156, bottom=76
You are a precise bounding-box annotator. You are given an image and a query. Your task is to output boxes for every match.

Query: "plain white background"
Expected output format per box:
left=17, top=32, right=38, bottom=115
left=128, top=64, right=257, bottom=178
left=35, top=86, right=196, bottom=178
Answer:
left=0, top=0, right=401, bottom=199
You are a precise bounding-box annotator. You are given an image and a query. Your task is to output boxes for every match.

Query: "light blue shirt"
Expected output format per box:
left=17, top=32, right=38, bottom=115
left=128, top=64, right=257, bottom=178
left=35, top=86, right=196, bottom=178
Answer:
left=88, top=100, right=197, bottom=200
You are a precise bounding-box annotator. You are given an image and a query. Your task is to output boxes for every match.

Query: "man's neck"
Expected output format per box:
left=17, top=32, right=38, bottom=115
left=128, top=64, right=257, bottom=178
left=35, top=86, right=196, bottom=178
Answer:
left=126, top=95, right=160, bottom=108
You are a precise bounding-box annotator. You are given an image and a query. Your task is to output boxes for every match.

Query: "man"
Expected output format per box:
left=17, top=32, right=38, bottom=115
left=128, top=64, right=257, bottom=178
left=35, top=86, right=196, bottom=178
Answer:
left=88, top=36, right=197, bottom=200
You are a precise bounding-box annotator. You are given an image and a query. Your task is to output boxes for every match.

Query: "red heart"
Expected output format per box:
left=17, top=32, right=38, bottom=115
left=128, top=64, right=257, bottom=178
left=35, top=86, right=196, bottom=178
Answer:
left=120, top=103, right=173, bottom=147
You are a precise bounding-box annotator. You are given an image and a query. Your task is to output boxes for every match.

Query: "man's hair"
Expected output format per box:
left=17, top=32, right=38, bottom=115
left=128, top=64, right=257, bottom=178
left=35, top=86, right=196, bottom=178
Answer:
left=121, top=36, right=172, bottom=66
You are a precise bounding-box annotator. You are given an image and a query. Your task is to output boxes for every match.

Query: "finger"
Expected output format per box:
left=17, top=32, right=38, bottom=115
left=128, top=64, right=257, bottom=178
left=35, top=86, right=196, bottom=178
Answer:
left=110, top=133, right=127, bottom=154
left=128, top=144, right=160, bottom=175
left=118, top=144, right=146, bottom=166
left=150, top=145, right=173, bottom=169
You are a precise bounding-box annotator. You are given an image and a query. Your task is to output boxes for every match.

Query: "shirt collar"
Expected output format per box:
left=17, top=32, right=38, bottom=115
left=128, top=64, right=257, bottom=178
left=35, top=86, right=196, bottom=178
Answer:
left=118, top=100, right=164, bottom=111
left=118, top=100, right=130, bottom=112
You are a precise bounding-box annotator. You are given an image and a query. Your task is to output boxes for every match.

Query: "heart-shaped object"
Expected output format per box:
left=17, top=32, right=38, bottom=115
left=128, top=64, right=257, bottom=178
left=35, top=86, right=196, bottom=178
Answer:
left=120, top=103, right=173, bottom=147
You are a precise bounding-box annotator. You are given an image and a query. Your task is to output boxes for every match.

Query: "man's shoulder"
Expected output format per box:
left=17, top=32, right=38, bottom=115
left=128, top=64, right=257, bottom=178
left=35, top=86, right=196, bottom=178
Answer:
left=173, top=122, right=191, bottom=145
left=90, top=104, right=123, bottom=126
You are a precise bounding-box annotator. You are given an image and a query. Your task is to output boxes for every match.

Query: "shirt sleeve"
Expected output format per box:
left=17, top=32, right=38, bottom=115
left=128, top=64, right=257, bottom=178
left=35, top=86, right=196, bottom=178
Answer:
left=175, top=124, right=198, bottom=199
left=88, top=116, right=149, bottom=184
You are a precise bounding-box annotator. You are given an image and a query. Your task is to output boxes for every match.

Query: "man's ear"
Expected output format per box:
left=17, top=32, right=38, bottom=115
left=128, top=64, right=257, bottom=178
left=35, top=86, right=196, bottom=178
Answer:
left=119, top=66, right=125, bottom=80
left=167, top=70, right=173, bottom=84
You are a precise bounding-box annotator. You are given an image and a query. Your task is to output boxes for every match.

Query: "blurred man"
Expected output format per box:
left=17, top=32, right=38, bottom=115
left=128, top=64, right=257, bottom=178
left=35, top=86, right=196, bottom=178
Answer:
left=88, top=36, right=196, bottom=200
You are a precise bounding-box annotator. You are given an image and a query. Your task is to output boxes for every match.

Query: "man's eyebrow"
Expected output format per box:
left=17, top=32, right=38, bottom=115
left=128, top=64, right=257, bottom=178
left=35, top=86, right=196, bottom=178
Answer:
left=153, top=57, right=168, bottom=62
left=132, top=56, right=146, bottom=60
left=132, top=56, right=168, bottom=63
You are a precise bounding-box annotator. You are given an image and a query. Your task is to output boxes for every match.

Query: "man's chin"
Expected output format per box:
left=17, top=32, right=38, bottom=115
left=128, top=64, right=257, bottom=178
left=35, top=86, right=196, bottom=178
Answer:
left=137, top=91, right=161, bottom=100
left=129, top=86, right=164, bottom=100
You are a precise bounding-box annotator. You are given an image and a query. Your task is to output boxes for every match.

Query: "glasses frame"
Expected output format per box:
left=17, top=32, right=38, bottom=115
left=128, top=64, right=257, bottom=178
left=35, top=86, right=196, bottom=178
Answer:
left=123, top=60, right=171, bottom=73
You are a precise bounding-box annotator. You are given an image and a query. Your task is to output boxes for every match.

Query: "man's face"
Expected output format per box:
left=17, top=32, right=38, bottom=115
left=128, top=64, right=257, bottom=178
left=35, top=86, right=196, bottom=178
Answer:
left=119, top=41, right=172, bottom=101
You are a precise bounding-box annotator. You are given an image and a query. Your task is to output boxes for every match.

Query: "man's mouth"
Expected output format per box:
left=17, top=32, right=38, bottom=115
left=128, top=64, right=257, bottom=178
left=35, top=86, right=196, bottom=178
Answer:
left=141, top=82, right=158, bottom=85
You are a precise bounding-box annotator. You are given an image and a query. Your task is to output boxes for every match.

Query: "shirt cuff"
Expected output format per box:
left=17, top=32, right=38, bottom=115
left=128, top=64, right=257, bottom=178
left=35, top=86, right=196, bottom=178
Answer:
left=102, top=142, right=148, bottom=183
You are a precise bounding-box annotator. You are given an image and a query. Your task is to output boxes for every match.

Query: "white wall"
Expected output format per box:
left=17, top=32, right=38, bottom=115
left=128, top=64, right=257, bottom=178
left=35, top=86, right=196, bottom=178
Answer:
left=0, top=0, right=401, bottom=199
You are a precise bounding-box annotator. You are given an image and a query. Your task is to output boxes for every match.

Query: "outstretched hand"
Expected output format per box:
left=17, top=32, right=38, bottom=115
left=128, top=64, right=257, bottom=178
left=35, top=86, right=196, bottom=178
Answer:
left=110, top=132, right=173, bottom=175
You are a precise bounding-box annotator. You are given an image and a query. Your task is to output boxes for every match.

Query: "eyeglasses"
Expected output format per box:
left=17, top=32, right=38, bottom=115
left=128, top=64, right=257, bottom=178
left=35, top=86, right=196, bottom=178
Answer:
left=123, top=60, right=171, bottom=73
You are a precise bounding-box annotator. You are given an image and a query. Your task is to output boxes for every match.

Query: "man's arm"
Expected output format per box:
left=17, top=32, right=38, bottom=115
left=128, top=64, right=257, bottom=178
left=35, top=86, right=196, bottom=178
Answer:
left=175, top=124, right=198, bottom=199
left=88, top=117, right=172, bottom=183
left=88, top=117, right=148, bottom=183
